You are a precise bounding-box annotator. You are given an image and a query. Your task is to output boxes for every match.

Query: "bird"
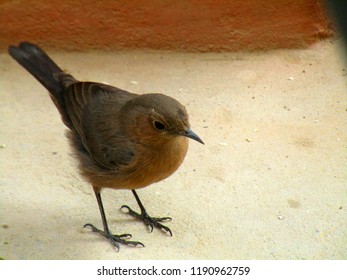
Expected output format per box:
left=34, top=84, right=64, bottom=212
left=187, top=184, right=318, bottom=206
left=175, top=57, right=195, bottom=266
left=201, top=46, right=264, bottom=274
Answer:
left=8, top=42, right=204, bottom=250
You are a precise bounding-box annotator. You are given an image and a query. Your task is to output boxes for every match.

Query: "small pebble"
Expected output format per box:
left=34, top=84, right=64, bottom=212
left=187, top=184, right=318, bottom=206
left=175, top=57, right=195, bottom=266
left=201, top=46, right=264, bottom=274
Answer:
left=277, top=215, right=284, bottom=220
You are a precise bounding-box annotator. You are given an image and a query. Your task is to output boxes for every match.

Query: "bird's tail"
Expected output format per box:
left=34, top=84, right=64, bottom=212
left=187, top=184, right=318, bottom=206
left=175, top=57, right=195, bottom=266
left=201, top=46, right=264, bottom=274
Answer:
left=8, top=42, right=66, bottom=98
left=8, top=42, right=75, bottom=128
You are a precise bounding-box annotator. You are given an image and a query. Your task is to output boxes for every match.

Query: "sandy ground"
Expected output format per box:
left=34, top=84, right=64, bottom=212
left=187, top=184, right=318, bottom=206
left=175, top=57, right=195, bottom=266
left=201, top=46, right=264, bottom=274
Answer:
left=0, top=40, right=346, bottom=260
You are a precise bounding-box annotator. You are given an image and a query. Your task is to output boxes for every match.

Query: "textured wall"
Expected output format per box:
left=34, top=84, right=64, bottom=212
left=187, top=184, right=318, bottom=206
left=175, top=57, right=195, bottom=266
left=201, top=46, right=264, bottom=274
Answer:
left=0, top=0, right=332, bottom=51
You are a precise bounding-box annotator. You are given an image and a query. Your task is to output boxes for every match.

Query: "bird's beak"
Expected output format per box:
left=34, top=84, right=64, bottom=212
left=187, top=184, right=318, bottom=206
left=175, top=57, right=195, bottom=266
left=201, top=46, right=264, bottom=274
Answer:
left=182, top=128, right=204, bottom=144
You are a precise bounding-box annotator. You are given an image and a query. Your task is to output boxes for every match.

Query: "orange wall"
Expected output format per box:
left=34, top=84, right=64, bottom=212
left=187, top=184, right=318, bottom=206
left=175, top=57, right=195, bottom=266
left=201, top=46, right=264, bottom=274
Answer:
left=0, top=0, right=332, bottom=51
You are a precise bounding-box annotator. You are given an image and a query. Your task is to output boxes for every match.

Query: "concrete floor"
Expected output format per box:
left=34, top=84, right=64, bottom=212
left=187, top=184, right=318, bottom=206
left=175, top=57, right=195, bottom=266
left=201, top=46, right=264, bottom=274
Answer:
left=0, top=40, right=346, bottom=260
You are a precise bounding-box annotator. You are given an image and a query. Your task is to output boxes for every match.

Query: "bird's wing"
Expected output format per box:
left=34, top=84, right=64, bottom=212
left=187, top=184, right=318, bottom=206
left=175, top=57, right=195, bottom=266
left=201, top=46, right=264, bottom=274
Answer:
left=64, top=82, right=138, bottom=170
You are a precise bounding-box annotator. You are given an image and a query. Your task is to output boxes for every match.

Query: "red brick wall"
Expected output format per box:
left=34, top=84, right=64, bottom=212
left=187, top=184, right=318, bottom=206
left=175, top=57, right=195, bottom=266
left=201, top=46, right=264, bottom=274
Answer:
left=0, top=0, right=332, bottom=51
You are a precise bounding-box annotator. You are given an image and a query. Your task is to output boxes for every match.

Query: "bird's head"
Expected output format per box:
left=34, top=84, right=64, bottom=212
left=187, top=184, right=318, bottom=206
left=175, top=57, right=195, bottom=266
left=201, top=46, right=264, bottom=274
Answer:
left=121, top=93, right=204, bottom=147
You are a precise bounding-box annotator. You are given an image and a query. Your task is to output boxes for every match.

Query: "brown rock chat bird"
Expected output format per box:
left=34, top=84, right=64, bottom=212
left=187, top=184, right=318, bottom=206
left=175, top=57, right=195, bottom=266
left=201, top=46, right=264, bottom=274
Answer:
left=8, top=42, right=203, bottom=250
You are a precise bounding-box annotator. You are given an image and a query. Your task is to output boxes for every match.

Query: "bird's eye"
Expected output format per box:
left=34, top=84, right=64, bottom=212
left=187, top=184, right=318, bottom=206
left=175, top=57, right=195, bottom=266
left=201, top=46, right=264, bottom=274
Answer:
left=153, top=120, right=165, bottom=130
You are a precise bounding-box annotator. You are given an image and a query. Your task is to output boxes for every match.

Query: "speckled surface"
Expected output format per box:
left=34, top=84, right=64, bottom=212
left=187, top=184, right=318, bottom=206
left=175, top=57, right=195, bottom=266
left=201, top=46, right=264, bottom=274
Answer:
left=0, top=40, right=346, bottom=259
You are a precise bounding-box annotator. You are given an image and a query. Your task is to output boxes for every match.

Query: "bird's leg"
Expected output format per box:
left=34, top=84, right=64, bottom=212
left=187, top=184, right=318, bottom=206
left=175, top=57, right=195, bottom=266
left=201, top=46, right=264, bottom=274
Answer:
left=121, top=190, right=173, bottom=236
left=84, top=189, right=144, bottom=250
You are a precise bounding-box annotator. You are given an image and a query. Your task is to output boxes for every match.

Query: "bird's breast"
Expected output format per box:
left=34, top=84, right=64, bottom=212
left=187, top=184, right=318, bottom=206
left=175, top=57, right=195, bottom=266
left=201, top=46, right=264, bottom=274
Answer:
left=119, top=136, right=189, bottom=189
left=79, top=135, right=189, bottom=190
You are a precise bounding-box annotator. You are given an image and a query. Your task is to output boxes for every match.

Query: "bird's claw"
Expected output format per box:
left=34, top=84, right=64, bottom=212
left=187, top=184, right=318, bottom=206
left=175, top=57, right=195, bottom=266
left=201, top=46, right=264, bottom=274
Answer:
left=83, top=223, right=144, bottom=250
left=120, top=205, right=173, bottom=236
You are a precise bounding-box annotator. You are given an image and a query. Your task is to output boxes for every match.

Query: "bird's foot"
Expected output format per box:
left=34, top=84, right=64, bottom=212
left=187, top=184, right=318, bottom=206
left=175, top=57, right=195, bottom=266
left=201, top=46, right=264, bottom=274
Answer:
left=84, top=223, right=144, bottom=250
left=120, top=205, right=173, bottom=236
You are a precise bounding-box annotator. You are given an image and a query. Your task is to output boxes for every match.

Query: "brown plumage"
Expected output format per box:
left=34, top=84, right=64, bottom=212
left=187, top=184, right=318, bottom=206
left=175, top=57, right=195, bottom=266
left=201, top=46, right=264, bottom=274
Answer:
left=8, top=42, right=203, bottom=250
